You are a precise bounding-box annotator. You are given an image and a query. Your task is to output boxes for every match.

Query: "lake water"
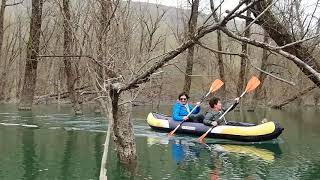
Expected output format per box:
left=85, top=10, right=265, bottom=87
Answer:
left=0, top=104, right=319, bottom=180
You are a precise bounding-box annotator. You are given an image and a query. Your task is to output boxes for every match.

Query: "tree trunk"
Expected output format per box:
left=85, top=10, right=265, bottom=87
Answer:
left=216, top=29, right=226, bottom=99
left=19, top=0, right=43, bottom=110
left=250, top=0, right=320, bottom=87
left=63, top=0, right=82, bottom=115
left=0, top=0, right=6, bottom=102
left=237, top=5, right=250, bottom=96
left=183, top=0, right=199, bottom=94
left=110, top=86, right=137, bottom=166
left=253, top=31, right=269, bottom=101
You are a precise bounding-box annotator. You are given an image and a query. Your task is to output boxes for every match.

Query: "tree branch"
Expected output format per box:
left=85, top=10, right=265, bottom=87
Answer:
left=5, top=0, right=24, bottom=7
left=220, top=27, right=320, bottom=86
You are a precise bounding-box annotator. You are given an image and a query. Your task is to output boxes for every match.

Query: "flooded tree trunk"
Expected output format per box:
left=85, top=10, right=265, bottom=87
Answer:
left=63, top=0, right=82, bottom=115
left=253, top=31, right=269, bottom=101
left=216, top=29, right=226, bottom=99
left=237, top=6, right=250, bottom=96
left=19, top=0, right=43, bottom=110
left=110, top=86, right=137, bottom=166
left=183, top=0, right=199, bottom=94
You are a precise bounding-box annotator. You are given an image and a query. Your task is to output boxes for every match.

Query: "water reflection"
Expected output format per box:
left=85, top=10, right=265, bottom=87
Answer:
left=20, top=111, right=39, bottom=180
left=60, top=131, right=76, bottom=180
left=147, top=136, right=281, bottom=162
left=208, top=142, right=282, bottom=162
left=1, top=104, right=320, bottom=179
left=147, top=136, right=282, bottom=179
left=169, top=139, right=201, bottom=166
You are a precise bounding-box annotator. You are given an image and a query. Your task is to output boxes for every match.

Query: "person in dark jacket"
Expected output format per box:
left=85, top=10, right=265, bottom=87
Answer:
left=203, top=97, right=240, bottom=126
left=172, top=92, right=204, bottom=122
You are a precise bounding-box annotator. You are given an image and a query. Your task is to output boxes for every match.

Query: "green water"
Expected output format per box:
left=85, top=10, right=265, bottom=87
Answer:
left=0, top=104, right=320, bottom=180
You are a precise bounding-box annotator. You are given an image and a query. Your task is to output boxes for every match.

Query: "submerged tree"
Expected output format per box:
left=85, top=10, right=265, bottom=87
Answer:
left=19, top=0, right=44, bottom=110
left=62, top=0, right=82, bottom=115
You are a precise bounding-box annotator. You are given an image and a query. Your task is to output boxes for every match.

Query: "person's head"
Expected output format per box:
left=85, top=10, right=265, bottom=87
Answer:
left=209, top=97, right=222, bottom=111
left=178, top=92, right=189, bottom=105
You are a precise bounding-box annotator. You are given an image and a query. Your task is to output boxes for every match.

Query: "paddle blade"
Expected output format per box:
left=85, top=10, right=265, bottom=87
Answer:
left=168, top=124, right=180, bottom=136
left=168, top=131, right=175, bottom=137
left=198, top=131, right=209, bottom=143
left=209, top=79, right=224, bottom=93
left=245, top=76, right=261, bottom=93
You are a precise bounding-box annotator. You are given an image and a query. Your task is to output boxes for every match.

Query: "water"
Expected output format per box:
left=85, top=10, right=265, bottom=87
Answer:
left=0, top=104, right=320, bottom=180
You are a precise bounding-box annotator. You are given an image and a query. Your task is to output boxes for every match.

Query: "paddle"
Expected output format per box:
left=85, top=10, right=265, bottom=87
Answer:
left=198, top=76, right=261, bottom=143
left=168, top=79, right=224, bottom=136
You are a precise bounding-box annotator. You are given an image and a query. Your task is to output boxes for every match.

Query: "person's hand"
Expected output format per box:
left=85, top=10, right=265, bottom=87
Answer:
left=196, top=101, right=201, bottom=106
left=183, top=116, right=189, bottom=121
left=234, top=97, right=240, bottom=103
left=211, top=121, right=218, bottom=126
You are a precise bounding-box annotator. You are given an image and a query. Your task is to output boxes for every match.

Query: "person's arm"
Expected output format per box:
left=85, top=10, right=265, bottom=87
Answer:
left=172, top=103, right=184, bottom=121
left=190, top=103, right=201, bottom=114
left=203, top=112, right=225, bottom=126
left=203, top=112, right=215, bottom=126
left=222, top=98, right=239, bottom=113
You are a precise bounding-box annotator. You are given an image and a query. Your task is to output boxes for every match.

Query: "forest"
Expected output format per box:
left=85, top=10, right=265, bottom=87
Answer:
left=0, top=0, right=320, bottom=178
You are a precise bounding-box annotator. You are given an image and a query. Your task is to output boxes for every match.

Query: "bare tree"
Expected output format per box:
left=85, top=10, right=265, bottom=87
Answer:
left=183, top=0, right=199, bottom=94
left=237, top=2, right=251, bottom=96
left=247, top=0, right=320, bottom=87
left=62, top=0, right=82, bottom=114
left=19, top=0, right=44, bottom=110
left=253, top=30, right=270, bottom=101
left=0, top=0, right=23, bottom=102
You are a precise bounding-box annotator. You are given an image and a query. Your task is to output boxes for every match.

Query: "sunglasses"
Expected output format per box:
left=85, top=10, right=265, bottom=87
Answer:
left=180, top=98, right=187, bottom=101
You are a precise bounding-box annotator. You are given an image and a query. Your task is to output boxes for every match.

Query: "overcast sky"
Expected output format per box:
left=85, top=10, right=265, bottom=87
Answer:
left=131, top=0, right=236, bottom=14
left=131, top=0, right=319, bottom=17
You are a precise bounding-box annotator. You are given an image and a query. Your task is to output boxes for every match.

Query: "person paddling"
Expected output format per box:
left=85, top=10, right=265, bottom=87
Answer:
left=172, top=92, right=204, bottom=123
left=203, top=97, right=240, bottom=126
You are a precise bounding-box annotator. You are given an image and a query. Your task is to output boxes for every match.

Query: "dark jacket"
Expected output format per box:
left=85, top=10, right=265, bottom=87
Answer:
left=203, top=101, right=239, bottom=126
left=172, top=102, right=201, bottom=121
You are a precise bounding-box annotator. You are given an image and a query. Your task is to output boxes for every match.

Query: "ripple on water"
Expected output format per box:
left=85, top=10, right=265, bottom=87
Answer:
left=0, top=122, right=20, bottom=126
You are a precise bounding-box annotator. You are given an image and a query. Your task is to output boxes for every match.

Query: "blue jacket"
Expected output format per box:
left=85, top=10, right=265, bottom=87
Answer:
left=172, top=102, right=200, bottom=121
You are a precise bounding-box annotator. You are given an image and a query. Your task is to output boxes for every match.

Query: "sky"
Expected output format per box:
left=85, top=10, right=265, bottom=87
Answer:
left=131, top=0, right=237, bottom=14
left=131, top=0, right=320, bottom=16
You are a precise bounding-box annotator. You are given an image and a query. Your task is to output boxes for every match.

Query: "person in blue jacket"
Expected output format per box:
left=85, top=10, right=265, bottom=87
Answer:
left=172, top=92, right=204, bottom=123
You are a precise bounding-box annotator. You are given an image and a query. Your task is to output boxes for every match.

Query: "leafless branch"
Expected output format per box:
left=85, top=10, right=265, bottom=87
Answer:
left=5, top=0, right=24, bottom=6
left=241, top=0, right=278, bottom=35
left=246, top=57, right=296, bottom=86
left=164, top=62, right=216, bottom=77
left=220, top=26, right=320, bottom=84
left=197, top=41, right=295, bottom=85
left=275, top=34, right=320, bottom=50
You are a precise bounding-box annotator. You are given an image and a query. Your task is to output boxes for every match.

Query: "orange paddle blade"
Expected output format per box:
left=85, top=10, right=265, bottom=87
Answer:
left=245, top=76, right=261, bottom=93
left=198, top=128, right=211, bottom=143
left=198, top=133, right=208, bottom=143
left=209, top=79, right=224, bottom=93
left=168, top=130, right=176, bottom=137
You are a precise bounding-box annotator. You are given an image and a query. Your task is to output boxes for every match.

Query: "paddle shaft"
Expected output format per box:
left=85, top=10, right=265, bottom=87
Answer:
left=198, top=76, right=261, bottom=142
left=218, top=90, right=246, bottom=120
left=199, top=91, right=246, bottom=140
left=200, top=100, right=236, bottom=138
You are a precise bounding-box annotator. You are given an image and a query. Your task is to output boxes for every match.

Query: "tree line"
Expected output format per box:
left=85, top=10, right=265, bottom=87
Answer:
left=0, top=0, right=320, bottom=178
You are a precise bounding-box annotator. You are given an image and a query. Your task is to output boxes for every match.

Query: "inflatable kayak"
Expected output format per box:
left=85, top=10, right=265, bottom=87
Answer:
left=147, top=112, right=284, bottom=142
